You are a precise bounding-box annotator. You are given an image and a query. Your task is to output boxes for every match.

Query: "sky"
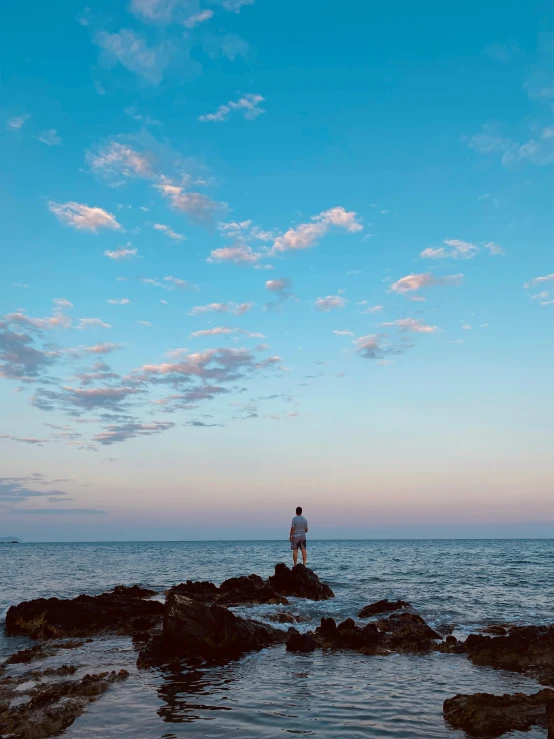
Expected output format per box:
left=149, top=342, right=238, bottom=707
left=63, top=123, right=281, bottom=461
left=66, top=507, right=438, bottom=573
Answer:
left=1, top=0, right=553, bottom=541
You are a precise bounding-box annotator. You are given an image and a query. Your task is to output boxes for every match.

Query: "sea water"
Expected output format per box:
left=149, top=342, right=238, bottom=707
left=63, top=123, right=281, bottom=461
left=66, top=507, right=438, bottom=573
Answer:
left=1, top=539, right=552, bottom=737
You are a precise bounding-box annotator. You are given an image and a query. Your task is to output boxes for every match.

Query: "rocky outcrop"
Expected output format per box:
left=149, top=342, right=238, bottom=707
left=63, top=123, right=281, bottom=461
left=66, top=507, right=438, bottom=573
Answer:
left=267, top=612, right=310, bottom=624
left=465, top=626, right=554, bottom=684
left=218, top=574, right=288, bottom=606
left=376, top=612, right=441, bottom=651
left=0, top=669, right=128, bottom=739
left=6, top=586, right=163, bottom=640
left=443, top=689, right=554, bottom=737
left=138, top=593, right=285, bottom=666
left=286, top=631, right=317, bottom=653
left=358, top=599, right=411, bottom=618
left=268, top=564, right=334, bottom=601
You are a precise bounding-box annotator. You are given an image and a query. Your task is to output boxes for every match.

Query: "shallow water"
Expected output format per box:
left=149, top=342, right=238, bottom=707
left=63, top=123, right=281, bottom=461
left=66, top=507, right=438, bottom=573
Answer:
left=1, top=540, right=552, bottom=737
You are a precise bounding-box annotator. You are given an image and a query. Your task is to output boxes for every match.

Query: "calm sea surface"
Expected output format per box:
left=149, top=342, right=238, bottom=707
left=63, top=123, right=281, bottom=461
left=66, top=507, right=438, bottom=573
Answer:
left=1, top=539, right=553, bottom=738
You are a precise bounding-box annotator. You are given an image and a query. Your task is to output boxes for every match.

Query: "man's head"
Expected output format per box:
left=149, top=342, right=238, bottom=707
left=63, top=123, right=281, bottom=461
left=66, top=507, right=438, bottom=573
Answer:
left=296, top=506, right=302, bottom=515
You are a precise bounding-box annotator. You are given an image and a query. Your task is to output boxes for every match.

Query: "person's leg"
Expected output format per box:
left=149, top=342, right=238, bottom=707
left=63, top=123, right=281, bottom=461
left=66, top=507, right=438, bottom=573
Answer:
left=301, top=541, right=307, bottom=566
left=293, top=547, right=298, bottom=565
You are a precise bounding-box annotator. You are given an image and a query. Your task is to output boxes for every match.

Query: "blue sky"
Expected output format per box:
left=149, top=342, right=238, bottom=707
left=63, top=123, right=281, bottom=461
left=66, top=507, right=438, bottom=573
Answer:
left=1, top=0, right=553, bottom=541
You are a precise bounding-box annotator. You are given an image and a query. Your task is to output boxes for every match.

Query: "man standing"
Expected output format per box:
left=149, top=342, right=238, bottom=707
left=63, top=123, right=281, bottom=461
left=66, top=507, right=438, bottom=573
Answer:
left=289, top=506, right=308, bottom=566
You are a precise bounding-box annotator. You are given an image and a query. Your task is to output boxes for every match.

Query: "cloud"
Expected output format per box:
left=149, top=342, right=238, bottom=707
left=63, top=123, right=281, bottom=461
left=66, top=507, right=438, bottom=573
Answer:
left=106, top=298, right=131, bottom=305
left=0, top=435, right=50, bottom=446
left=88, top=141, right=153, bottom=181
left=468, top=125, right=554, bottom=167
left=38, top=129, right=61, bottom=146
left=153, top=223, right=185, bottom=240
left=333, top=330, right=354, bottom=336
left=104, top=246, right=138, bottom=259
left=190, top=327, right=264, bottom=338
left=49, top=201, right=122, bottom=232
left=208, top=244, right=261, bottom=264
left=353, top=334, right=406, bottom=360
left=54, top=299, right=73, bottom=309
left=77, top=318, right=111, bottom=329
left=183, top=9, right=213, bottom=28
left=484, top=241, right=505, bottom=256
left=0, top=317, right=60, bottom=380
left=271, top=207, right=362, bottom=254
left=156, top=181, right=226, bottom=226
left=0, top=474, right=71, bottom=508
left=94, top=29, right=172, bottom=85
left=420, top=239, right=479, bottom=260
left=164, top=276, right=195, bottom=289
left=7, top=114, right=30, bottom=131
left=221, top=0, right=255, bottom=11
left=524, top=274, right=554, bottom=289
left=315, top=295, right=347, bottom=311
left=382, top=317, right=439, bottom=333
left=93, top=420, right=175, bottom=445
left=391, top=272, right=463, bottom=294
left=188, top=302, right=253, bottom=315
left=6, top=308, right=72, bottom=331
left=31, top=385, right=142, bottom=413
left=363, top=305, right=383, bottom=314
left=199, top=93, right=265, bottom=122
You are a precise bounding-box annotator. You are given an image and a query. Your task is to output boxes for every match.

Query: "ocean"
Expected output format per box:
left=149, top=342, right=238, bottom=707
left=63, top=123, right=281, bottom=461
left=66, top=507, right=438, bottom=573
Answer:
left=1, top=539, right=552, bottom=738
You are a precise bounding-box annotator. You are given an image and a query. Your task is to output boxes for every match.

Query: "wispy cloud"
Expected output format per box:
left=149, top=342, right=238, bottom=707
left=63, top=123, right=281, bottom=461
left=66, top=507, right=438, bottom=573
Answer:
left=7, top=114, right=30, bottom=131
left=333, top=329, right=354, bottom=336
left=188, top=302, right=253, bottom=315
left=49, top=201, right=122, bottom=232
left=38, top=129, right=61, bottom=146
left=199, top=93, right=265, bottom=122
left=272, top=207, right=362, bottom=254
left=208, top=244, right=261, bottom=264
left=104, top=246, right=138, bottom=260
left=153, top=223, right=185, bottom=240
left=106, top=298, right=131, bottom=305
left=88, top=141, right=153, bottom=181
left=156, top=180, right=226, bottom=226
left=391, top=272, right=463, bottom=294
left=315, top=295, right=347, bottom=311
left=190, top=327, right=264, bottom=338
left=382, top=317, right=439, bottom=333
left=183, top=9, right=213, bottom=28
left=94, top=29, right=173, bottom=85
left=523, top=273, right=554, bottom=289
left=77, top=318, right=111, bottom=329
left=420, top=239, right=479, bottom=260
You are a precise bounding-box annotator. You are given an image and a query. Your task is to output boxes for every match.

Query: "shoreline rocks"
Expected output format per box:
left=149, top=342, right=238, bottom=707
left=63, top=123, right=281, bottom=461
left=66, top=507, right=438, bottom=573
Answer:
left=138, top=593, right=286, bottom=666
left=358, top=599, right=411, bottom=618
left=5, top=585, right=163, bottom=640
left=443, top=689, right=554, bottom=737
left=268, top=563, right=335, bottom=601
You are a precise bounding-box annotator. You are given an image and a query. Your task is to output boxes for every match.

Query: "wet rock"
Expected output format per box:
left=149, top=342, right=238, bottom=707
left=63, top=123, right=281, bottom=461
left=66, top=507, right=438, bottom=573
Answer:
left=314, top=617, right=383, bottom=652
left=465, top=626, right=554, bottom=684
left=436, top=623, right=456, bottom=636
left=443, top=689, right=554, bottom=737
left=436, top=635, right=466, bottom=654
left=267, top=612, right=310, bottom=624
left=6, top=589, right=164, bottom=640
left=268, top=564, right=334, bottom=601
left=482, top=625, right=508, bottom=636
left=286, top=632, right=317, bottom=653
left=376, top=612, right=441, bottom=651
left=167, top=580, right=219, bottom=602
left=358, top=599, right=411, bottom=618
left=217, top=574, right=288, bottom=607
left=4, top=639, right=89, bottom=666
left=0, top=669, right=128, bottom=739
left=112, top=584, right=158, bottom=598
left=138, top=593, right=285, bottom=666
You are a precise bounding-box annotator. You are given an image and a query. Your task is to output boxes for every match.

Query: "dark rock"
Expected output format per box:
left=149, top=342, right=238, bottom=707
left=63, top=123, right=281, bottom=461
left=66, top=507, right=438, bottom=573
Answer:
left=286, top=632, right=317, bottom=653
left=217, top=574, right=288, bottom=606
left=167, top=580, right=219, bottom=601
left=0, top=669, right=128, bottom=739
left=483, top=625, right=508, bottom=636
left=267, top=612, right=309, bottom=624
left=138, top=593, right=285, bottom=666
left=112, top=584, right=158, bottom=598
left=4, top=639, right=89, bottom=666
left=6, top=588, right=164, bottom=640
left=358, top=599, right=411, bottom=618
left=314, top=617, right=383, bottom=652
left=436, top=623, right=456, bottom=636
left=376, top=612, right=441, bottom=651
left=465, top=626, right=554, bottom=683
left=268, top=563, right=334, bottom=601
left=444, top=689, right=554, bottom=737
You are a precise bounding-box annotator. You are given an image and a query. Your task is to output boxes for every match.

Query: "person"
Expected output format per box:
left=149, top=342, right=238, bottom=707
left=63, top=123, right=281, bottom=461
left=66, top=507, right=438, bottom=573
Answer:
left=289, top=506, right=308, bottom=566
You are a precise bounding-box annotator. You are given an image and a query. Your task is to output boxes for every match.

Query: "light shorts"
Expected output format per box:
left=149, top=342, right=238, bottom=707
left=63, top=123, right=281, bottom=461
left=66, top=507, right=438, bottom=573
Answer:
left=290, top=534, right=307, bottom=551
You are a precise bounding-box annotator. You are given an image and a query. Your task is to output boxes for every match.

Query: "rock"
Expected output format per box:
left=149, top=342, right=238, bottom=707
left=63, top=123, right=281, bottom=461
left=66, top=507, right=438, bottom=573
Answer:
left=4, top=639, right=89, bottom=666
left=358, top=599, right=411, bottom=618
left=436, top=623, right=456, bottom=636
left=314, top=617, right=383, bottom=652
left=112, top=584, right=158, bottom=598
left=167, top=580, right=219, bottom=601
left=217, top=574, right=288, bottom=606
left=0, top=669, right=128, bottom=739
left=268, top=564, right=334, bottom=601
left=443, top=689, right=554, bottom=737
left=138, top=593, right=285, bottom=666
left=267, top=611, right=309, bottom=624
left=6, top=588, right=164, bottom=640
left=465, top=626, right=554, bottom=683
left=483, top=625, right=508, bottom=636
left=286, top=632, right=317, bottom=653
left=376, top=612, right=441, bottom=651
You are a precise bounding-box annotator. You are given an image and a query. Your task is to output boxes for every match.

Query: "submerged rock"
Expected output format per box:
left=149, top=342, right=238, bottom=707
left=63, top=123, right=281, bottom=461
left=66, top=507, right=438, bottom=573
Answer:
left=268, top=564, right=334, bottom=601
left=443, top=689, right=554, bottom=737
left=6, top=587, right=163, bottom=640
left=0, top=669, right=128, bottom=739
left=4, top=639, right=89, bottom=666
left=138, top=593, right=285, bottom=666
left=358, top=599, right=411, bottom=618
left=465, top=626, right=554, bottom=684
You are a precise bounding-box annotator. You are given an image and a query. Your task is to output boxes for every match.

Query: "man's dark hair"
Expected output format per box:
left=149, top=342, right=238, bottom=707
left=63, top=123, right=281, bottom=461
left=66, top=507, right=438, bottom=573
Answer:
left=296, top=506, right=302, bottom=515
